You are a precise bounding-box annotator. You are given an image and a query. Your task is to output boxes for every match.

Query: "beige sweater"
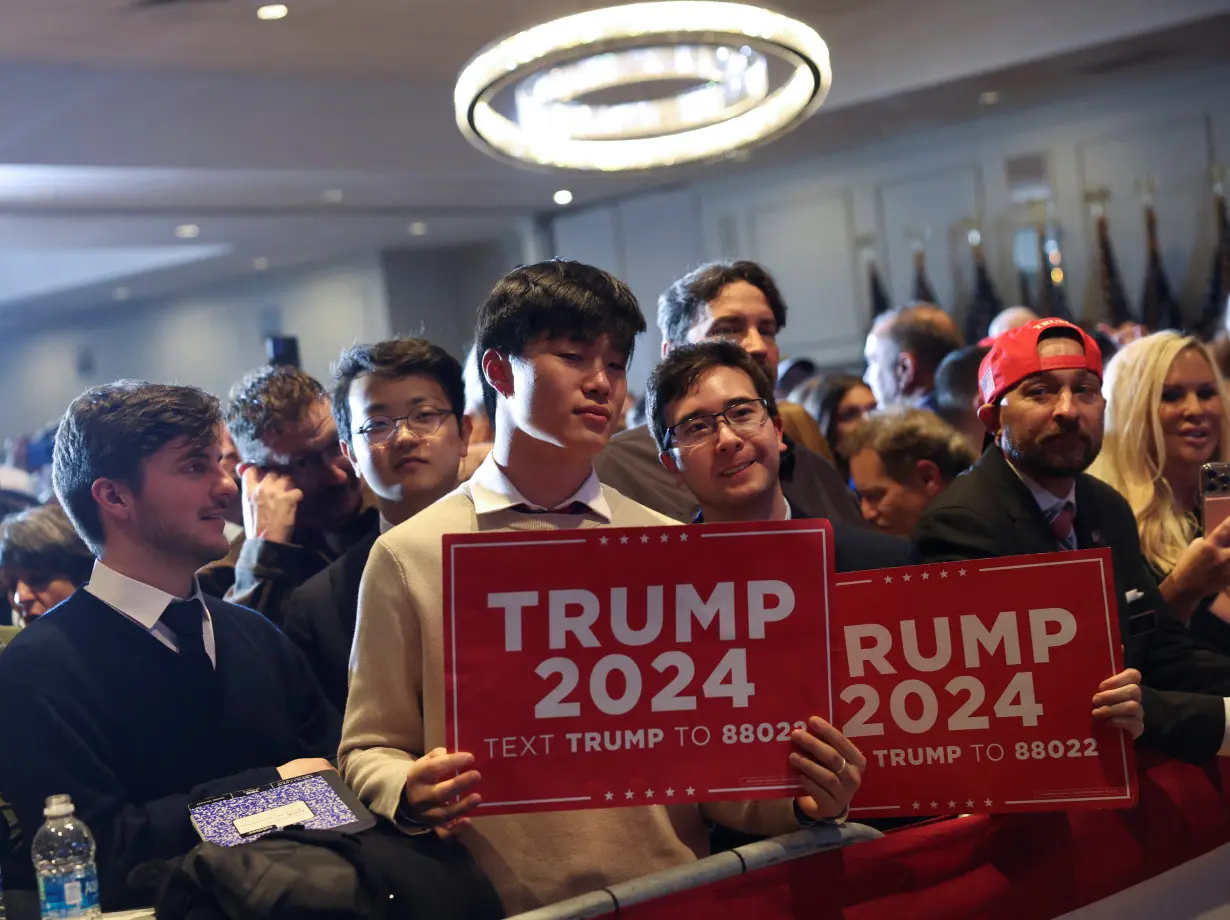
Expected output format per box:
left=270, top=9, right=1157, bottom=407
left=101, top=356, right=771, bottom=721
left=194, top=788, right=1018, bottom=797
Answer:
left=339, top=478, right=801, bottom=914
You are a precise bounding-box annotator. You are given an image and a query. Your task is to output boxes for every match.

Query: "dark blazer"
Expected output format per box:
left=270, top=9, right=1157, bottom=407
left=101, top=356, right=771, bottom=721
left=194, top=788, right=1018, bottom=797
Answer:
left=283, top=527, right=380, bottom=714
left=915, top=446, right=1230, bottom=763
left=694, top=502, right=915, bottom=573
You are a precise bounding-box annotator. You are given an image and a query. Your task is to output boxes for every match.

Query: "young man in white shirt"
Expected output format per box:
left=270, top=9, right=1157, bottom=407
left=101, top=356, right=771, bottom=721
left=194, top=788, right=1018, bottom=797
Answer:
left=340, top=260, right=862, bottom=915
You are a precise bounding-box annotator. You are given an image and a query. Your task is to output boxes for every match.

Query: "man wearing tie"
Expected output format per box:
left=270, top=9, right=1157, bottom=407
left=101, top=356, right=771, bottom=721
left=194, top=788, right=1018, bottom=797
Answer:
left=916, top=318, right=1230, bottom=762
left=0, top=381, right=337, bottom=908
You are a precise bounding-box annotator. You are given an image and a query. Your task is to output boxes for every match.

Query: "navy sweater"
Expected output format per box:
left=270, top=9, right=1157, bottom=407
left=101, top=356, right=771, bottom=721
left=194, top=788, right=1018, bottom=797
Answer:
left=0, top=589, right=340, bottom=907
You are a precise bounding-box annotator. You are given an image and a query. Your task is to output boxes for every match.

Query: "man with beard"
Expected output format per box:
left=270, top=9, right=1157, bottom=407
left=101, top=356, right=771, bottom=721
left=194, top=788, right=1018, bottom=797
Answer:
left=594, top=260, right=860, bottom=524
left=916, top=318, right=1230, bottom=762
left=0, top=382, right=337, bottom=908
left=199, top=365, right=375, bottom=626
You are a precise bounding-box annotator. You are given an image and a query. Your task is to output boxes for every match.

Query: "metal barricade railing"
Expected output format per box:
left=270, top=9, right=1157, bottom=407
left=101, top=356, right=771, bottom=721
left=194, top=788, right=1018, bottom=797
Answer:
left=508, top=822, right=883, bottom=920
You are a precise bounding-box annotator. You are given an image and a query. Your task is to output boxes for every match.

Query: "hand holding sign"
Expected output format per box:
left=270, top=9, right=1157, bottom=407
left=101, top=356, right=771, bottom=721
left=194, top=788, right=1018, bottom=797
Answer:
left=1092, top=669, right=1143, bottom=740
left=789, top=717, right=866, bottom=820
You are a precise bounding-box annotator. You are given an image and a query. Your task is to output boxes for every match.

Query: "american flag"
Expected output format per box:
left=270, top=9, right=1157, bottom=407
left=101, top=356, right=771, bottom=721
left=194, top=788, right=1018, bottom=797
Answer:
left=868, top=260, right=892, bottom=318
left=1037, top=225, right=1074, bottom=322
left=913, top=248, right=938, bottom=305
left=964, top=236, right=1002, bottom=343
left=1200, top=187, right=1229, bottom=337
left=1094, top=210, right=1134, bottom=326
left=1139, top=204, right=1184, bottom=331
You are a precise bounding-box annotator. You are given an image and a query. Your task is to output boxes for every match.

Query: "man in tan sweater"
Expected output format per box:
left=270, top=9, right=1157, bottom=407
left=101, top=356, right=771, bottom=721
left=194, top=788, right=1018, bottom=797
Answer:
left=340, top=260, right=865, bottom=915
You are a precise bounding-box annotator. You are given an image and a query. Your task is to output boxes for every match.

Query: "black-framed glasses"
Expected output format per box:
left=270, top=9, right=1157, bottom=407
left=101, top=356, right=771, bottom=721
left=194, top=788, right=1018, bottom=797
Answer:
left=666, top=398, right=771, bottom=449
left=356, top=407, right=454, bottom=445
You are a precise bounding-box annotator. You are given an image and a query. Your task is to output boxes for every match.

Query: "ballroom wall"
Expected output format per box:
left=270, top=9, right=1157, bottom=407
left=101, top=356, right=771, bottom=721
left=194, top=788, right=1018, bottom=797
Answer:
left=550, top=67, right=1230, bottom=393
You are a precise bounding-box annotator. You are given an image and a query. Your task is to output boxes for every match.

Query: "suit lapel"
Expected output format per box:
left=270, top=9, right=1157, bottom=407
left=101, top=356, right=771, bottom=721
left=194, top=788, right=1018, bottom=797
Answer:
left=979, top=448, right=1063, bottom=555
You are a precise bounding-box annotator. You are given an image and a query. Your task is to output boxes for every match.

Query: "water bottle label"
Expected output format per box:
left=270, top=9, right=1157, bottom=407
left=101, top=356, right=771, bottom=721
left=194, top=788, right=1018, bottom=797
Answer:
left=38, top=867, right=99, bottom=919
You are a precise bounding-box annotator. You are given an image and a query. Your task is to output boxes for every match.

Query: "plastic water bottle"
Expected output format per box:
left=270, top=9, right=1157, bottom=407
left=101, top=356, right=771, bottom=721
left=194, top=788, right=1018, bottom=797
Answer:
left=31, top=795, right=100, bottom=919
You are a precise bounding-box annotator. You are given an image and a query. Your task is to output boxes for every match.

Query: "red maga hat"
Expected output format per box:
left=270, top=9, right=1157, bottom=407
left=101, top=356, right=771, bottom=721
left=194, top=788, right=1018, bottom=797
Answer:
left=977, top=318, right=1102, bottom=407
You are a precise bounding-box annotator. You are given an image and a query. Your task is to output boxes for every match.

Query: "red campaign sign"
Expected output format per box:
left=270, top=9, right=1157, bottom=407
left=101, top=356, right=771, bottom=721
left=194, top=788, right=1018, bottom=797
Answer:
left=833, top=549, right=1136, bottom=817
left=442, top=520, right=833, bottom=817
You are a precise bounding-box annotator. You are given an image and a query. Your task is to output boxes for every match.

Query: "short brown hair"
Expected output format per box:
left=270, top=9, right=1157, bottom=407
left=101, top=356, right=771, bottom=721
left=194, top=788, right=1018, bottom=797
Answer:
left=841, top=408, right=976, bottom=484
left=226, top=365, right=327, bottom=465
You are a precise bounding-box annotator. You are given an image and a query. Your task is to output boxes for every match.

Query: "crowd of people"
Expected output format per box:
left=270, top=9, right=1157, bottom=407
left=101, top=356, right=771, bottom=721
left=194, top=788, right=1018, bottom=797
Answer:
left=0, top=254, right=1228, bottom=915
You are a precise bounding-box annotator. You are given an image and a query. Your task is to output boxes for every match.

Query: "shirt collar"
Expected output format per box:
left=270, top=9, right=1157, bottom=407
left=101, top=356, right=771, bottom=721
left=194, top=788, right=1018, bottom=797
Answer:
left=85, top=560, right=206, bottom=630
left=1005, top=456, right=1077, bottom=517
left=468, top=453, right=612, bottom=522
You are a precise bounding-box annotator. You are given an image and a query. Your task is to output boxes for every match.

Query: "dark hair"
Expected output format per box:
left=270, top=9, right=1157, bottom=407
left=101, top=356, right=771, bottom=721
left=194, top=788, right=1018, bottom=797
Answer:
left=934, top=345, right=992, bottom=413
left=646, top=340, right=778, bottom=452
left=475, top=260, right=645, bottom=420
left=878, top=305, right=965, bottom=378
left=657, top=260, right=788, bottom=347
left=52, top=381, right=222, bottom=555
left=0, top=504, right=93, bottom=587
left=840, top=408, right=976, bottom=484
left=331, top=338, right=465, bottom=447
left=227, top=365, right=327, bottom=465
left=807, top=374, right=870, bottom=455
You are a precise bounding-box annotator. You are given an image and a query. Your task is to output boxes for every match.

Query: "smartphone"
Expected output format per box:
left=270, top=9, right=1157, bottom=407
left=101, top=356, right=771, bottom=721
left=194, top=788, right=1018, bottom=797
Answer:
left=1200, top=462, right=1230, bottom=535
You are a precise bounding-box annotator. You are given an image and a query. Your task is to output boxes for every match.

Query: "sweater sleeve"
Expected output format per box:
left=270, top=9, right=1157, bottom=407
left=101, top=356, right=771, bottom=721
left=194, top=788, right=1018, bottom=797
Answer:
left=224, top=537, right=323, bottom=628
left=0, top=678, right=278, bottom=903
left=701, top=798, right=802, bottom=837
left=338, top=539, right=424, bottom=825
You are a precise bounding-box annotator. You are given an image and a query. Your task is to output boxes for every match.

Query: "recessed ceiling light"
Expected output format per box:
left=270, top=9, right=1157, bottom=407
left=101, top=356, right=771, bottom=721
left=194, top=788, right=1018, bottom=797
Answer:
left=175, top=224, right=200, bottom=239
left=553, top=189, right=574, bottom=206
left=409, top=222, right=428, bottom=237
left=257, top=4, right=289, bottom=21
left=323, top=189, right=344, bottom=203
left=113, top=287, right=130, bottom=301
left=253, top=257, right=271, bottom=271
left=979, top=90, right=1001, bottom=106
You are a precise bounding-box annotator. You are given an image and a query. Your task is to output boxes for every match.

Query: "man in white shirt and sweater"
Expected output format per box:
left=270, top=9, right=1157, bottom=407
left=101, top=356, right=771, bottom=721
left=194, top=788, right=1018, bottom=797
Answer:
left=340, top=260, right=864, bottom=915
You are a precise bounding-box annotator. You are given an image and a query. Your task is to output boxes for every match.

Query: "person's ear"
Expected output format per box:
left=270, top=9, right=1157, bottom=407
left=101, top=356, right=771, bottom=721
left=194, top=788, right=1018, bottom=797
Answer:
left=896, top=351, right=916, bottom=391
left=90, top=478, right=132, bottom=527
left=661, top=339, right=673, bottom=360
left=659, top=450, right=685, bottom=486
left=482, top=349, right=513, bottom=400
left=773, top=413, right=786, bottom=455
left=914, top=459, right=944, bottom=497
left=976, top=402, right=1000, bottom=435
left=340, top=438, right=361, bottom=473
left=458, top=415, right=474, bottom=459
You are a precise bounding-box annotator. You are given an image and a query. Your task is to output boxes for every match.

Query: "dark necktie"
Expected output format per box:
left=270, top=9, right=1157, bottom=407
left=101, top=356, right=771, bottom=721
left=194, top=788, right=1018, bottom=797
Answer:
left=1047, top=501, right=1077, bottom=551
left=511, top=502, right=591, bottom=515
left=160, top=599, right=214, bottom=678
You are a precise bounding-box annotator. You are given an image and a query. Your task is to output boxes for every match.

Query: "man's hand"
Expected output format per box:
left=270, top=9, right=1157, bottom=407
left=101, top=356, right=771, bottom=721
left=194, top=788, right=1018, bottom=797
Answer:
left=240, top=466, right=303, bottom=544
left=1092, top=669, right=1144, bottom=740
left=790, top=717, right=865, bottom=821
left=404, top=748, right=482, bottom=827
left=277, top=757, right=336, bottom=779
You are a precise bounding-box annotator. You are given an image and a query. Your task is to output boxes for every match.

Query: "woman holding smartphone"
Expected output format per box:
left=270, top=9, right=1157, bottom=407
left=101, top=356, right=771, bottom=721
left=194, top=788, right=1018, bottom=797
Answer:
left=1090, top=331, right=1230, bottom=650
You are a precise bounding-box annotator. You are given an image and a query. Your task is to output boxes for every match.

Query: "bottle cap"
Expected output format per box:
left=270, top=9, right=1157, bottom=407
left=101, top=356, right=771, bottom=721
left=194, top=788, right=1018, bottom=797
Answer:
left=43, top=794, right=74, bottom=818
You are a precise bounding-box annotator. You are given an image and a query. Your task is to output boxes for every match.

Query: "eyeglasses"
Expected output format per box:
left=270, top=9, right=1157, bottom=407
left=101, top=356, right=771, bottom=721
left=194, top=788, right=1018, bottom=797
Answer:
left=355, top=407, right=454, bottom=445
left=666, top=398, right=771, bottom=448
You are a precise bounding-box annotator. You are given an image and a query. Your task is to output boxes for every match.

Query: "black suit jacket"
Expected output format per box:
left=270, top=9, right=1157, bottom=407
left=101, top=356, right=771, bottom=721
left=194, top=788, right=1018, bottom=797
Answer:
left=283, top=527, right=380, bottom=713
left=694, top=503, right=915, bottom=573
left=915, top=446, right=1230, bottom=762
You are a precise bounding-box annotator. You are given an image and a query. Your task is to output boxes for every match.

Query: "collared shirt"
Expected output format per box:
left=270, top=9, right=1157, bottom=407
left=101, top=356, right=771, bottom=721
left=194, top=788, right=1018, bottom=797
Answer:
left=469, top=453, right=612, bottom=522
left=85, top=560, right=216, bottom=667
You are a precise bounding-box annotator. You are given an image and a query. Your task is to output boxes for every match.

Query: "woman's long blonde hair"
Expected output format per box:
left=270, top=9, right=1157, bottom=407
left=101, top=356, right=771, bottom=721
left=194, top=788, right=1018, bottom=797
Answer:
left=1089, top=332, right=1230, bottom=574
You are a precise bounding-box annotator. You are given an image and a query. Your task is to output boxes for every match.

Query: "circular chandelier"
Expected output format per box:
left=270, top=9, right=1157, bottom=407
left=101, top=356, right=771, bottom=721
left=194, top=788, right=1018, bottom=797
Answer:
left=453, top=2, right=832, bottom=172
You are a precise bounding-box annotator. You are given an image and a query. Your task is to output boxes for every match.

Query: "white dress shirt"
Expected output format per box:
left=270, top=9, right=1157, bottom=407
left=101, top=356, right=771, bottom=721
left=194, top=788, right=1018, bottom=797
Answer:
left=468, top=453, right=612, bottom=522
left=85, top=560, right=216, bottom=667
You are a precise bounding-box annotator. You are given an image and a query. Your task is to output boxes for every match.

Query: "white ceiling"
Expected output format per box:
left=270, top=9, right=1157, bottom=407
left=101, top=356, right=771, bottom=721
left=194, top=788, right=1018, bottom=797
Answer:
left=0, top=0, right=1228, bottom=324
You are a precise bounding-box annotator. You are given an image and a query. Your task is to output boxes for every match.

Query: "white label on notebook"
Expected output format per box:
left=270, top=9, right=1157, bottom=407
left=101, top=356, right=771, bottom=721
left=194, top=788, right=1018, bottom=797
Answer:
left=233, top=800, right=314, bottom=835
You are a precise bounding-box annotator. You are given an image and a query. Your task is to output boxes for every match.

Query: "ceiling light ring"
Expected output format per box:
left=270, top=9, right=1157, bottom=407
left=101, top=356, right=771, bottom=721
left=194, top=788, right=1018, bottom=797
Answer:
left=454, top=2, right=831, bottom=173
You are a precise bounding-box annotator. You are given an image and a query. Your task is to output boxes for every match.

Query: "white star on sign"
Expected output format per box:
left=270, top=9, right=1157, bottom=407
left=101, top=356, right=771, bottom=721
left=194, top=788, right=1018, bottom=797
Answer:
left=645, top=789, right=655, bottom=798
left=947, top=800, right=956, bottom=809
left=912, top=802, right=921, bottom=810
left=902, top=573, right=912, bottom=582
left=620, top=535, right=629, bottom=544
left=929, top=801, right=939, bottom=809
left=640, top=534, right=649, bottom=544
left=625, top=790, right=635, bottom=800
left=599, top=536, right=609, bottom=545
left=958, top=568, right=967, bottom=576
left=939, top=570, right=949, bottom=579
left=686, top=786, right=696, bottom=796
left=984, top=799, right=993, bottom=807
left=665, top=787, right=675, bottom=797
left=884, top=575, right=893, bottom=584
left=966, top=799, right=974, bottom=808
left=921, top=572, right=930, bottom=580
left=604, top=791, right=614, bottom=801
left=680, top=533, right=688, bottom=542
left=660, top=533, right=670, bottom=542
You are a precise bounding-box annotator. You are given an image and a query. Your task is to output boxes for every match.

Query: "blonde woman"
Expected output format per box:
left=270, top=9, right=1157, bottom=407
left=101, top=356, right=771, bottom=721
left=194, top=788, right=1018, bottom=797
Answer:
left=1089, top=332, right=1230, bottom=646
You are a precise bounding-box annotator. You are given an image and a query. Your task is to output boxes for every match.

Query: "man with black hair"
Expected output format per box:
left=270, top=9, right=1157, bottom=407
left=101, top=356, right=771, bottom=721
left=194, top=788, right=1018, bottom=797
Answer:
left=0, top=504, right=93, bottom=625
left=863, top=303, right=964, bottom=411
left=0, top=381, right=337, bottom=907
left=341, top=260, right=856, bottom=914
left=284, top=337, right=471, bottom=711
left=594, top=259, right=861, bottom=524
left=933, top=343, right=992, bottom=453
left=198, top=364, right=375, bottom=625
